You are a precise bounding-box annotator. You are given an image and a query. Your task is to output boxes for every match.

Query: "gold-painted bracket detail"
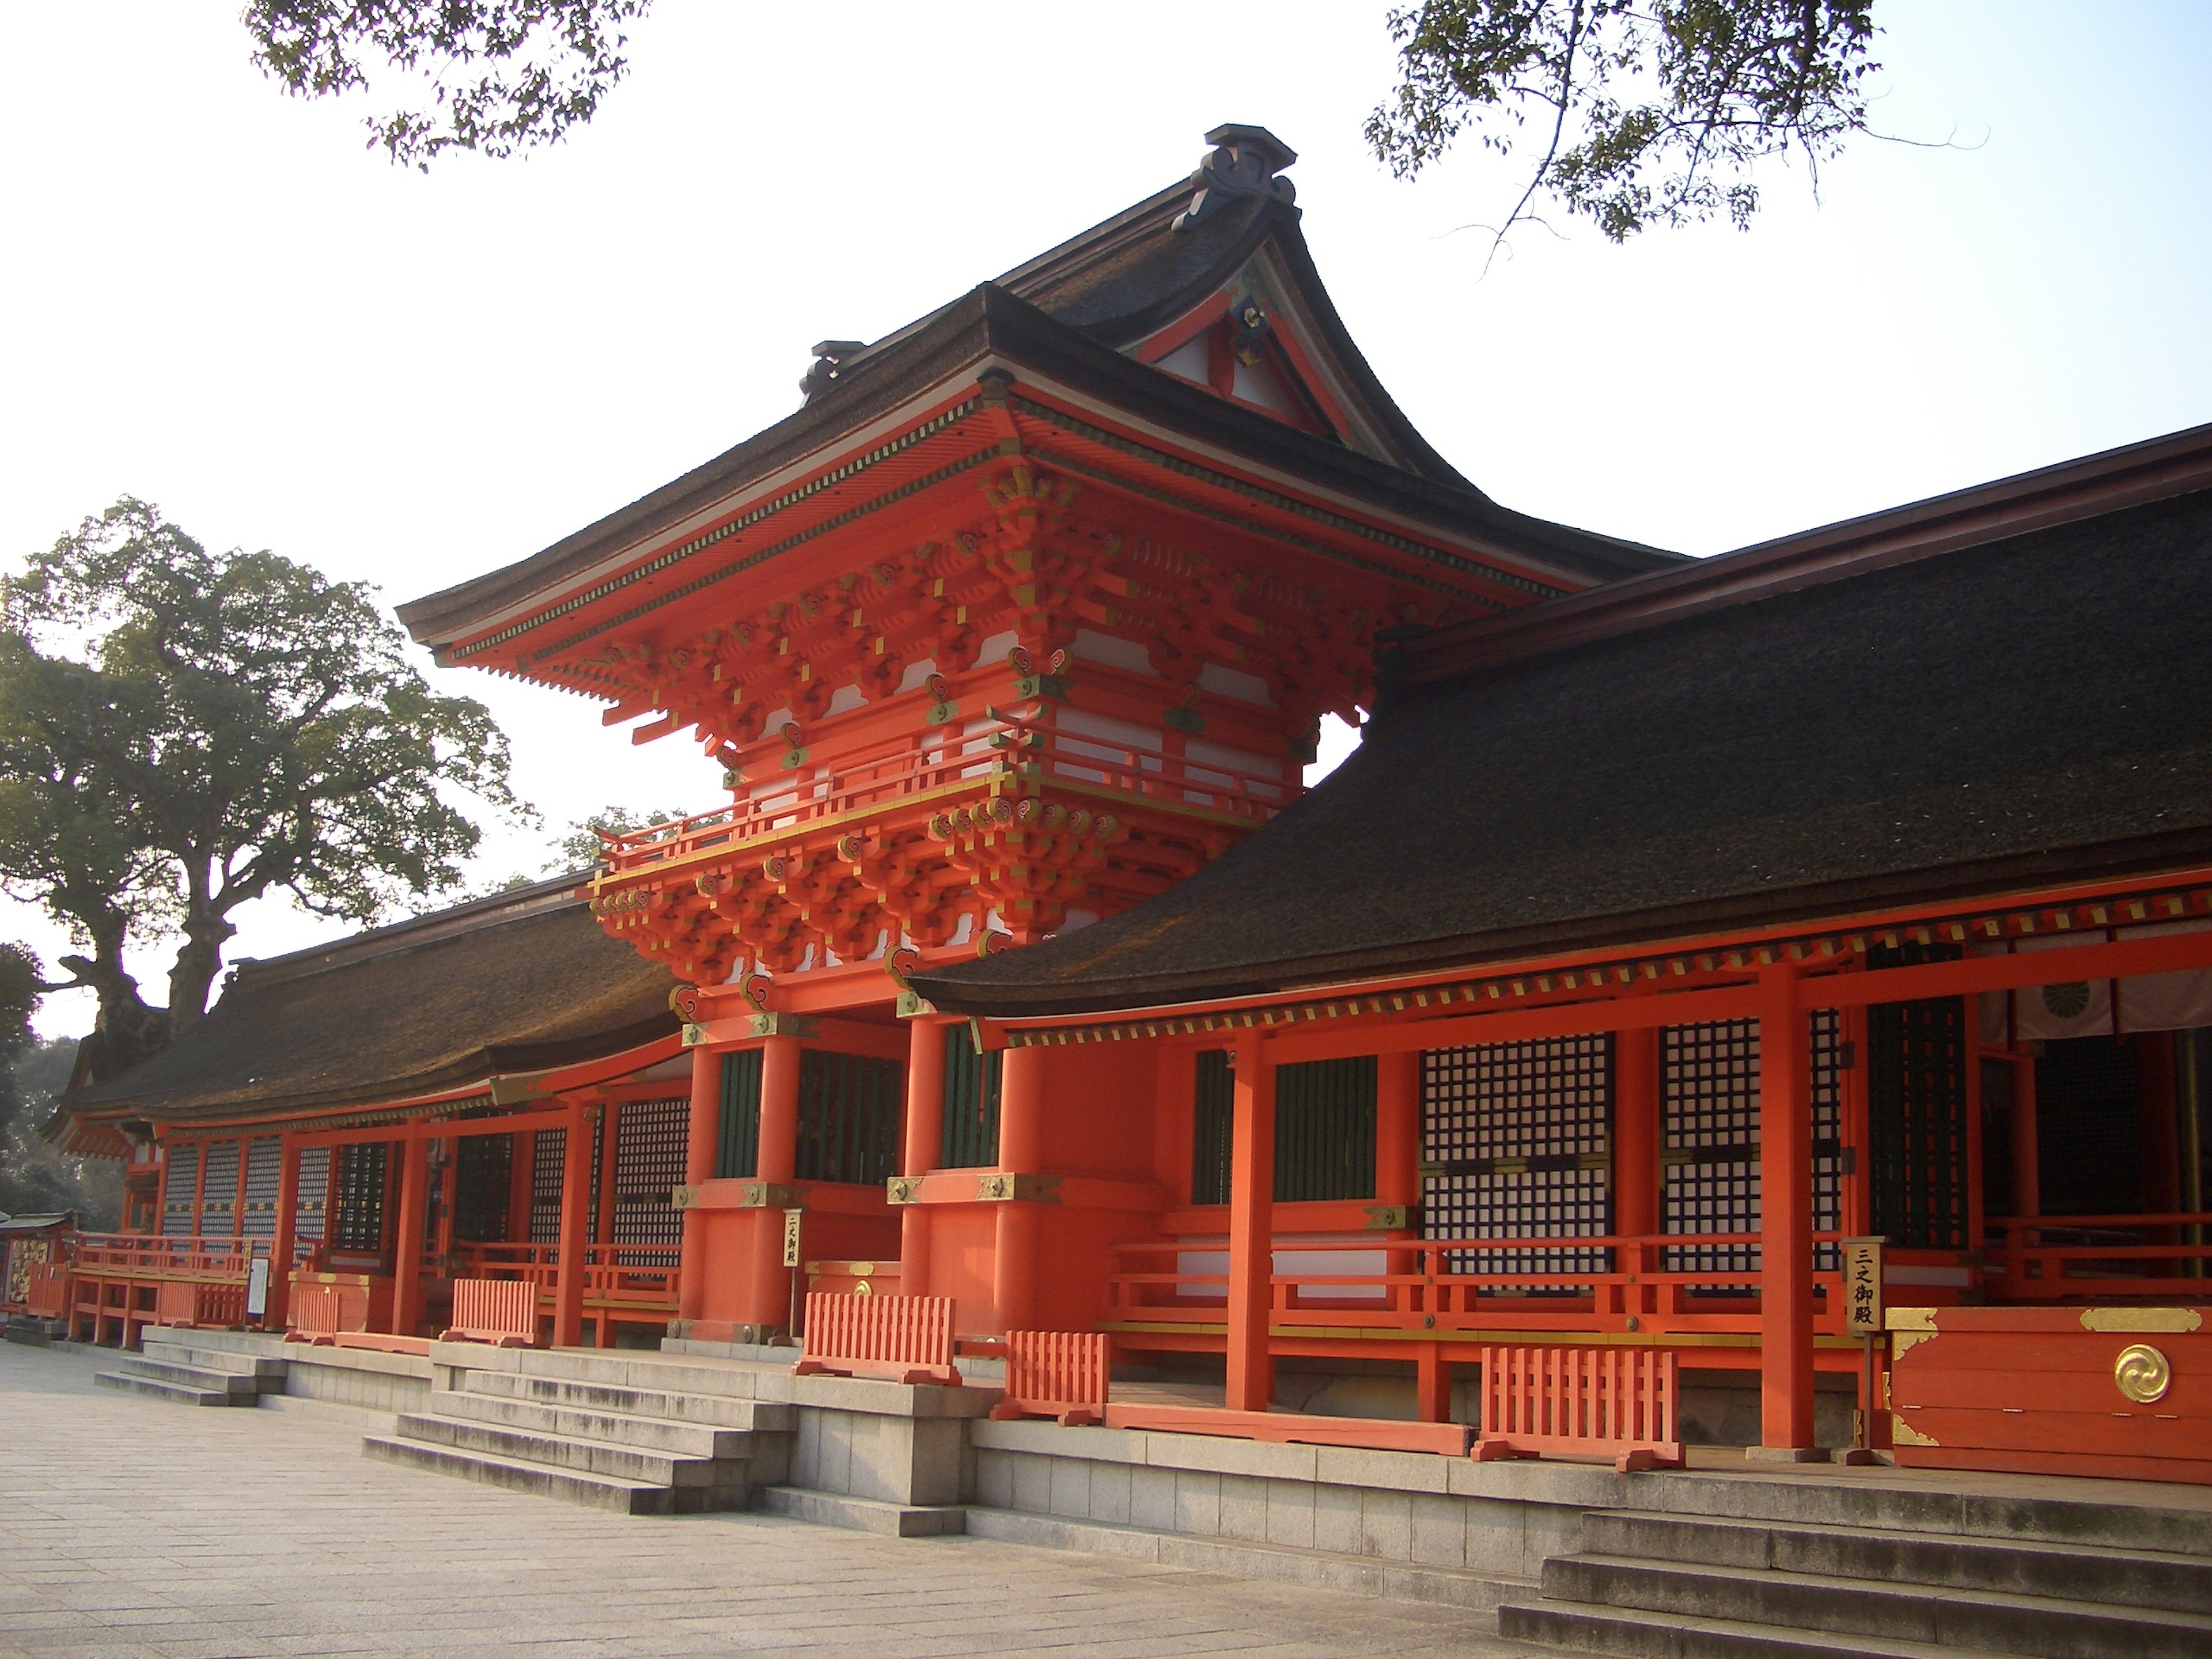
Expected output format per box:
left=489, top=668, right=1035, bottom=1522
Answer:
left=749, top=1013, right=821, bottom=1039
left=672, top=1181, right=805, bottom=1210
left=1362, top=1205, right=1412, bottom=1230
left=976, top=1172, right=1062, bottom=1203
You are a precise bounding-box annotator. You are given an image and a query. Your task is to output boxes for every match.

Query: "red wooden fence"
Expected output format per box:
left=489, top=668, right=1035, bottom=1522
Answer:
left=1475, top=1346, right=1684, bottom=1471
left=441, top=1279, right=537, bottom=1348
left=285, top=1286, right=343, bottom=1344
left=991, top=1331, right=1109, bottom=1425
left=793, top=1291, right=960, bottom=1385
left=23, top=1264, right=70, bottom=1320
left=153, top=1279, right=246, bottom=1330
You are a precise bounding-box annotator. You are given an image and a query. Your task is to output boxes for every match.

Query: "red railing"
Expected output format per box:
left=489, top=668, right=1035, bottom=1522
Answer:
left=1106, top=1232, right=1850, bottom=1338
left=24, top=1264, right=71, bottom=1320
left=1476, top=1346, right=1685, bottom=1471
left=794, top=1290, right=959, bottom=1385
left=601, top=711, right=1288, bottom=878
left=442, top=1279, right=537, bottom=1346
left=75, top=1233, right=257, bottom=1281
left=993, top=1331, right=1109, bottom=1425
left=446, top=1241, right=680, bottom=1309
left=154, top=1279, right=247, bottom=1328
left=1984, top=1211, right=2212, bottom=1300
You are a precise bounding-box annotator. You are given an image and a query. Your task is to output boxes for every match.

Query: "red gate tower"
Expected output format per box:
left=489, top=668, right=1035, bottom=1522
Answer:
left=401, top=126, right=1675, bottom=1343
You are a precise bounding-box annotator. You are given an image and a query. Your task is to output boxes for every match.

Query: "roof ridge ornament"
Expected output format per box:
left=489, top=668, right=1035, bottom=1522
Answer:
left=1172, top=123, right=1297, bottom=233
left=801, top=339, right=868, bottom=402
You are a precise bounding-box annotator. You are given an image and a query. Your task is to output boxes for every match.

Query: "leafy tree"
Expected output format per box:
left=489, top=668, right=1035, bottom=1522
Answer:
left=0, top=499, right=526, bottom=1077
left=1368, top=1, right=1881, bottom=250
left=0, top=1025, right=119, bottom=1228
left=245, top=0, right=655, bottom=171
left=551, top=804, right=683, bottom=873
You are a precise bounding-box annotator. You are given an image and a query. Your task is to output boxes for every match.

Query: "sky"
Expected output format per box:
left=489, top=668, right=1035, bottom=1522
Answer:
left=2, top=1, right=2208, bottom=1036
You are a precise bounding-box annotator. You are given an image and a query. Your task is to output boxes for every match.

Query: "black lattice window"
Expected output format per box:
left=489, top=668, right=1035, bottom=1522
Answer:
left=161, top=1141, right=200, bottom=1236
left=1869, top=942, right=1968, bottom=1249
left=331, top=1142, right=389, bottom=1252
left=942, top=1025, right=1003, bottom=1169
left=1809, top=1008, right=1844, bottom=1270
left=453, top=1134, right=513, bottom=1244
left=796, top=1054, right=903, bottom=1187
left=1664, top=1021, right=1762, bottom=1277
left=198, top=1140, right=240, bottom=1237
left=1275, top=1056, right=1376, bottom=1202
left=1422, top=1036, right=1612, bottom=1277
left=293, top=1146, right=331, bottom=1245
left=530, top=1128, right=566, bottom=1244
left=240, top=1137, right=282, bottom=1240
left=717, top=1049, right=763, bottom=1180
left=613, top=1099, right=688, bottom=1246
left=1191, top=1051, right=1233, bottom=1205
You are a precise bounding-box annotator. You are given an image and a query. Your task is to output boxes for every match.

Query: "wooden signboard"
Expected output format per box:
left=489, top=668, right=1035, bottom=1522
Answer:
left=1842, top=1237, right=1884, bottom=1336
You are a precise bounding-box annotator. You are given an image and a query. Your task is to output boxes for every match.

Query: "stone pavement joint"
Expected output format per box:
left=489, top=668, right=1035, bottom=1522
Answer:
left=0, top=1344, right=1516, bottom=1657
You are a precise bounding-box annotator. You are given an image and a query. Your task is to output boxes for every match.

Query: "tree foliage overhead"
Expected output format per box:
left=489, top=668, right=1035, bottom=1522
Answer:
left=244, top=0, right=655, bottom=171
left=0, top=499, right=525, bottom=1076
left=1368, top=1, right=1881, bottom=248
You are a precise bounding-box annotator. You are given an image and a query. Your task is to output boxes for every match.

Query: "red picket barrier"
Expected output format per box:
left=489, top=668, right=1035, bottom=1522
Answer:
left=285, top=1285, right=343, bottom=1344
left=991, top=1331, right=1109, bottom=1425
left=440, top=1278, right=537, bottom=1348
left=24, top=1264, right=70, bottom=1321
left=1475, top=1346, right=1684, bottom=1471
left=793, top=1291, right=959, bottom=1385
left=153, top=1279, right=247, bottom=1329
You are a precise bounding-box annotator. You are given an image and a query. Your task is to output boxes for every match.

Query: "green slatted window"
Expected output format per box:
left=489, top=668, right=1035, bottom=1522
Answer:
left=717, top=1049, right=764, bottom=1180
left=796, top=1051, right=906, bottom=1186
left=941, top=1025, right=1002, bottom=1169
left=1274, top=1056, right=1377, bottom=1203
left=1191, top=1051, right=1233, bottom=1205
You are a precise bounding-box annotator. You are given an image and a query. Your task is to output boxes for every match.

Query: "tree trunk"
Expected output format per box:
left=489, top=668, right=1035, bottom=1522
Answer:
left=58, top=946, right=168, bottom=1086
left=165, top=912, right=237, bottom=1032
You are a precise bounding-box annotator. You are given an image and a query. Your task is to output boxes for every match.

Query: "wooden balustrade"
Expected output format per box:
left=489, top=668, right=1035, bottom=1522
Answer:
left=1984, top=1211, right=2212, bottom=1299
left=793, top=1291, right=960, bottom=1385
left=23, top=1264, right=70, bottom=1320
left=444, top=1242, right=679, bottom=1309
left=1103, top=1232, right=1846, bottom=1340
left=1474, top=1346, right=1685, bottom=1471
left=153, top=1278, right=246, bottom=1330
left=74, top=1233, right=256, bottom=1279
left=991, top=1331, right=1109, bottom=1425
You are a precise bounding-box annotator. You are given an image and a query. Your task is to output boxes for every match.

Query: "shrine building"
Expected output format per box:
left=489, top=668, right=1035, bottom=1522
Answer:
left=40, top=126, right=2212, bottom=1490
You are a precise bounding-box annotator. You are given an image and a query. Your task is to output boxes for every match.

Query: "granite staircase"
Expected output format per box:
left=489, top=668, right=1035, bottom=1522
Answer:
left=363, top=1349, right=796, bottom=1516
left=93, top=1331, right=287, bottom=1407
left=1501, top=1490, right=2212, bottom=1658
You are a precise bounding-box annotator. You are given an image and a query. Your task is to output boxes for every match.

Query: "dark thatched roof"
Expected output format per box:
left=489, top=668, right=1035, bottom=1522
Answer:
left=914, top=443, right=2212, bottom=1018
left=62, top=877, right=680, bottom=1126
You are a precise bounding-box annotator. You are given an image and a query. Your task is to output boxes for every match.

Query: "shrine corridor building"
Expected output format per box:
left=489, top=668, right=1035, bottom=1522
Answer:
left=46, top=127, right=2212, bottom=1498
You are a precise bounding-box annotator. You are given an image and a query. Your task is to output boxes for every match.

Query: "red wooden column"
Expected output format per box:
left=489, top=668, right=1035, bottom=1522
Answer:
left=1756, top=967, right=1819, bottom=1455
left=267, top=1131, right=300, bottom=1330
left=900, top=1019, right=949, bottom=1298
left=1225, top=1032, right=1277, bottom=1413
left=677, top=1044, right=721, bottom=1326
left=749, top=1036, right=803, bottom=1334
left=1376, top=1051, right=1421, bottom=1209
left=554, top=1101, right=594, bottom=1347
left=1614, top=1027, right=1661, bottom=1322
left=993, top=1044, right=1048, bottom=1332
left=391, top=1125, right=431, bottom=1338
left=2010, top=1058, right=2040, bottom=1222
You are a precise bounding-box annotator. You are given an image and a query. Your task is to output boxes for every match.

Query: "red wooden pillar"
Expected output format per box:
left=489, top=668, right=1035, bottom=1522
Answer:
left=2011, top=1058, right=2041, bottom=1222
left=749, top=1036, right=802, bottom=1334
left=391, top=1126, right=431, bottom=1338
left=1154, top=1044, right=1195, bottom=1202
left=993, top=1044, right=1047, bottom=1332
left=267, top=1131, right=300, bottom=1330
left=596, top=1103, right=622, bottom=1245
left=900, top=1019, right=949, bottom=1298
left=1756, top=967, right=1818, bottom=1455
left=554, top=1100, right=594, bottom=1347
left=1225, top=1032, right=1276, bottom=1413
left=677, top=1045, right=721, bottom=1326
left=1376, top=1051, right=1421, bottom=1209
left=1614, top=1027, right=1661, bottom=1320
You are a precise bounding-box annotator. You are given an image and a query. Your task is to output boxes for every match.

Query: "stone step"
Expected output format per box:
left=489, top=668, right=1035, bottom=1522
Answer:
left=93, top=1370, right=245, bottom=1407
left=1583, top=1510, right=2212, bottom=1616
left=140, top=1343, right=288, bottom=1380
left=111, top=1356, right=268, bottom=1398
left=756, top=1486, right=965, bottom=1538
left=1540, top=1552, right=2210, bottom=1659
left=432, top=1387, right=756, bottom=1457
left=1650, top=1475, right=2212, bottom=1559
left=463, top=1369, right=794, bottom=1432
left=964, top=1506, right=1528, bottom=1613
left=1502, top=1598, right=2019, bottom=1659
left=510, top=1349, right=788, bottom=1401
left=392, top=1412, right=742, bottom=1493
left=362, top=1434, right=676, bottom=1515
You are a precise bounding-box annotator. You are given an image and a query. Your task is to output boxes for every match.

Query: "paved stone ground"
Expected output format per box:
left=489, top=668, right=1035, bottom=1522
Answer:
left=0, top=1344, right=1514, bottom=1659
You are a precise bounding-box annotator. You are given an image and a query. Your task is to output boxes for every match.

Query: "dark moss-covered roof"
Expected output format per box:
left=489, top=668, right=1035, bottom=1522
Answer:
left=399, top=135, right=1679, bottom=652
left=61, top=877, right=680, bottom=1126
left=915, top=440, right=2212, bottom=1017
